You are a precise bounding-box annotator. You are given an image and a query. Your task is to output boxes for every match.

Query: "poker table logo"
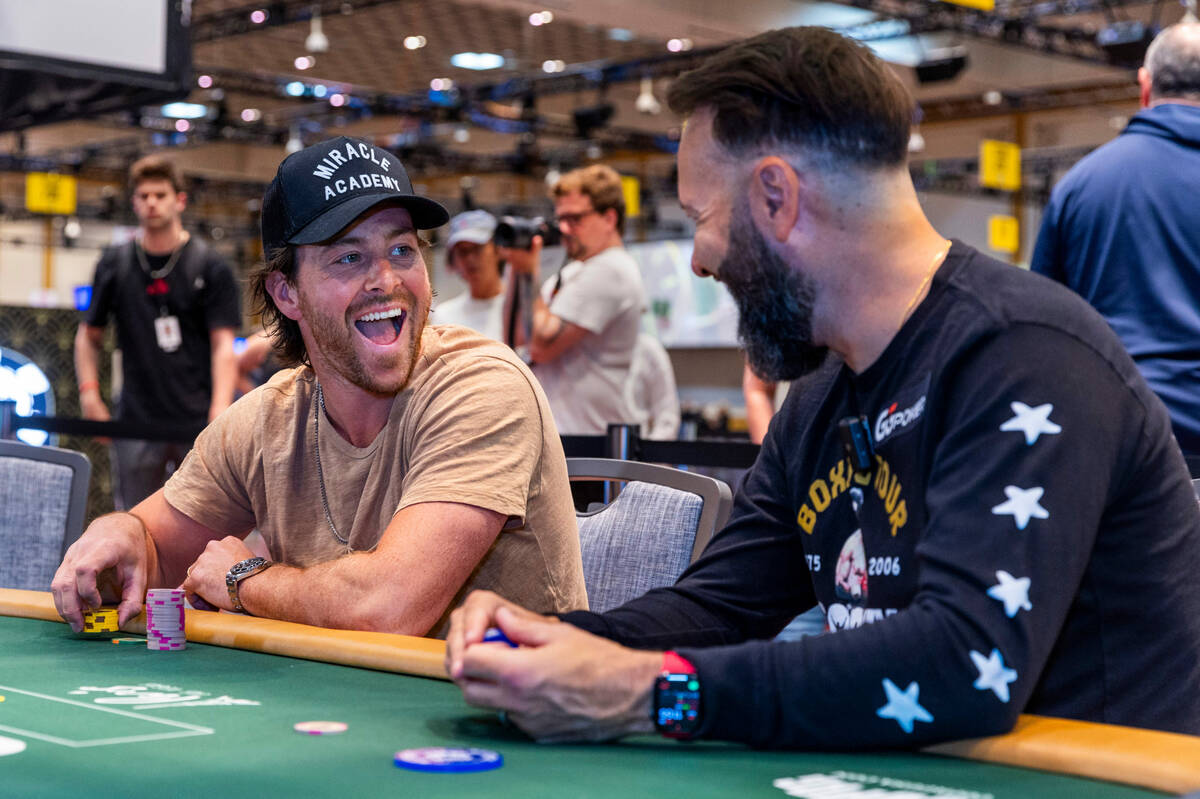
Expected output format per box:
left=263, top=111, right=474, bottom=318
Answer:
left=774, top=770, right=992, bottom=799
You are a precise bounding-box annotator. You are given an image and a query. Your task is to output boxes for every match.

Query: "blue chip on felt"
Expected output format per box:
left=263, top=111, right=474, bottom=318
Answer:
left=394, top=747, right=504, bottom=773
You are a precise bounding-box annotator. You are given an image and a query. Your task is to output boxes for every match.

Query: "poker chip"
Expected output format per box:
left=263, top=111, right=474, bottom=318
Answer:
left=482, top=627, right=516, bottom=648
left=393, top=747, right=503, bottom=773
left=145, top=589, right=186, bottom=652
left=74, top=608, right=120, bottom=639
left=293, top=721, right=348, bottom=735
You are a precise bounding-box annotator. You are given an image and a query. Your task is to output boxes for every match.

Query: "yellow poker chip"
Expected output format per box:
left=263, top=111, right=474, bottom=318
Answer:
left=75, top=608, right=121, bottom=638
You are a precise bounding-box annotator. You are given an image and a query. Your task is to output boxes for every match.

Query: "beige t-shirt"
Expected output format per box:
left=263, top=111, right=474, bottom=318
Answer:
left=164, top=324, right=587, bottom=636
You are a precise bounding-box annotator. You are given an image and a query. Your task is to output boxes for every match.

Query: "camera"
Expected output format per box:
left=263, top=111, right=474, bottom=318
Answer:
left=494, top=216, right=558, bottom=249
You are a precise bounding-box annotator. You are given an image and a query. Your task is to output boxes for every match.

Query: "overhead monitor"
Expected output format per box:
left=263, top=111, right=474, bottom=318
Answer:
left=0, top=0, right=191, bottom=132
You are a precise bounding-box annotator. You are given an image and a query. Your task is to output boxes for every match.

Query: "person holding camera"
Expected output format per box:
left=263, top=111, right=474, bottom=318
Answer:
left=435, top=210, right=506, bottom=341
left=500, top=164, right=647, bottom=435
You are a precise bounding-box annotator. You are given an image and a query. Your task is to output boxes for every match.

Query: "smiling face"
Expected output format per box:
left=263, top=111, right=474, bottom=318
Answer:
left=678, top=110, right=827, bottom=381
left=271, top=204, right=431, bottom=397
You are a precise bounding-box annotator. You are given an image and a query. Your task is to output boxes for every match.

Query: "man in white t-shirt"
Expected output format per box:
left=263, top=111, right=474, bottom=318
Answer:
left=502, top=165, right=646, bottom=435
left=434, top=210, right=505, bottom=341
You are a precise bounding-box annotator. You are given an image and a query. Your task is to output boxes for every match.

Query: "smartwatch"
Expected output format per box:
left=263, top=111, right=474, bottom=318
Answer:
left=226, top=557, right=273, bottom=613
left=653, top=651, right=701, bottom=739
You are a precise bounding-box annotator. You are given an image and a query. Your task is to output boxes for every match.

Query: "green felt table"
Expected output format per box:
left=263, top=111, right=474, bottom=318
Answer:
left=0, top=603, right=1196, bottom=798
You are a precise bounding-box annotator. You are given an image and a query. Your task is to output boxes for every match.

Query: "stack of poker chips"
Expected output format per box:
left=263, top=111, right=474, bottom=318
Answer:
left=81, top=608, right=120, bottom=635
left=145, top=589, right=186, bottom=651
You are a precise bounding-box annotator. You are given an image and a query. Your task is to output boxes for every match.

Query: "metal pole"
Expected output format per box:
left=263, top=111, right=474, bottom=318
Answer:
left=0, top=400, right=17, bottom=440
left=603, top=423, right=640, bottom=502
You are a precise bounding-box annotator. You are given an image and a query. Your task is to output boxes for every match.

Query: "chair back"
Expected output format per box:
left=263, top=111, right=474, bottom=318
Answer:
left=567, top=458, right=732, bottom=613
left=0, top=440, right=91, bottom=590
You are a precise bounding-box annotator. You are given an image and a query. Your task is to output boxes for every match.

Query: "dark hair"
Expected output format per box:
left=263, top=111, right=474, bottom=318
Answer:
left=666, top=26, right=913, bottom=168
left=552, top=164, right=626, bottom=235
left=248, top=246, right=308, bottom=367
left=1145, top=23, right=1200, bottom=102
left=129, top=154, right=185, bottom=194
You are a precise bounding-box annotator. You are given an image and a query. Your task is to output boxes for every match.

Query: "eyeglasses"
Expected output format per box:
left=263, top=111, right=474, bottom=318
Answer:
left=553, top=209, right=599, bottom=228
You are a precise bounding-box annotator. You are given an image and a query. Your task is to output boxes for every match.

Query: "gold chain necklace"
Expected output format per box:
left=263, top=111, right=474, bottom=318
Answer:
left=897, top=240, right=951, bottom=332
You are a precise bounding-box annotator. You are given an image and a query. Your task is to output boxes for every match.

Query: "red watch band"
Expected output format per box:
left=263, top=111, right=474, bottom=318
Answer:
left=661, top=650, right=696, bottom=675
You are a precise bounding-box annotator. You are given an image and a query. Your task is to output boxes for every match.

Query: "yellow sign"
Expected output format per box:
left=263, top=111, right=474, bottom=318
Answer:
left=26, top=172, right=78, bottom=215
left=989, top=215, right=1020, bottom=253
left=979, top=140, right=1021, bottom=191
left=941, top=0, right=995, bottom=10
left=621, top=175, right=641, bottom=218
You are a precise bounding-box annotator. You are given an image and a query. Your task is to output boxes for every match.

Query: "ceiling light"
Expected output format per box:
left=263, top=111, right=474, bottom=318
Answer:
left=430, top=78, right=455, bottom=91
left=286, top=125, right=304, bottom=154
left=908, top=131, right=925, bottom=153
left=529, top=10, right=553, bottom=25
left=404, top=35, right=426, bottom=50
left=250, top=9, right=267, bottom=24
left=313, top=84, right=328, bottom=98
left=197, top=74, right=213, bottom=89
left=635, top=77, right=661, bottom=115
left=329, top=93, right=346, bottom=107
left=982, top=90, right=1003, bottom=106
left=450, top=52, right=505, bottom=70
left=667, top=38, right=693, bottom=52
left=542, top=59, right=565, bottom=73
left=240, top=108, right=262, bottom=122
left=285, top=81, right=306, bottom=96
left=453, top=126, right=471, bottom=143
left=608, top=28, right=634, bottom=42
left=295, top=56, right=315, bottom=70
left=160, top=102, right=209, bottom=119
left=175, top=119, right=191, bottom=132
left=306, top=13, right=329, bottom=53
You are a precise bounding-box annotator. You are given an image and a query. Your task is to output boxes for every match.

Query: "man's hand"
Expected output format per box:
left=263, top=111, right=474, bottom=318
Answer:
left=51, top=513, right=150, bottom=631
left=446, top=589, right=556, bottom=678
left=179, top=535, right=255, bottom=612
left=452, top=602, right=661, bottom=743
left=496, top=235, right=543, bottom=278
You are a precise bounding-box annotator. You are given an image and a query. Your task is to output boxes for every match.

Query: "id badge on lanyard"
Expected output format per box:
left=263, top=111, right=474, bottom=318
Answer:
left=155, top=310, right=182, bottom=352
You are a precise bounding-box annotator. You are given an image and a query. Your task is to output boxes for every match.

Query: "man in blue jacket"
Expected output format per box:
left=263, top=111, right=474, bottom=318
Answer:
left=1032, top=21, right=1200, bottom=475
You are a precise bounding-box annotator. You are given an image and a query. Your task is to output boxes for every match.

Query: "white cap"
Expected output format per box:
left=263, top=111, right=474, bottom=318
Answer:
left=446, top=210, right=497, bottom=248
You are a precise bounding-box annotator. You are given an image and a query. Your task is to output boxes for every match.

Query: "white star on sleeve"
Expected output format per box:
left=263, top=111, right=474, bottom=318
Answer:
left=991, top=485, right=1049, bottom=530
left=970, top=648, right=1018, bottom=702
left=987, top=570, right=1033, bottom=617
left=875, top=678, right=934, bottom=733
left=999, top=401, right=1062, bottom=445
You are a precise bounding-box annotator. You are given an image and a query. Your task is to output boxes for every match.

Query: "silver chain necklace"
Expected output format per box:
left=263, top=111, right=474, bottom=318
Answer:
left=313, top=382, right=350, bottom=547
left=135, top=233, right=185, bottom=280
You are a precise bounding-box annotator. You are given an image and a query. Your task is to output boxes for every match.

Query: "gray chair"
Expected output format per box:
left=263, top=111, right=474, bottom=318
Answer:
left=0, top=440, right=91, bottom=590
left=1194, top=477, right=1200, bottom=500
left=567, top=458, right=733, bottom=613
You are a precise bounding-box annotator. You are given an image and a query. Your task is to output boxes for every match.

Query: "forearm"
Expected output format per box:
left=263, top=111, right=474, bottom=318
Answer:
left=527, top=295, right=561, bottom=363
left=208, top=331, right=238, bottom=416
left=236, top=552, right=443, bottom=635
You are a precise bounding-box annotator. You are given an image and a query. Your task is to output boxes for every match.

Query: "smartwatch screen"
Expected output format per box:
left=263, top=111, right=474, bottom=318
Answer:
left=655, top=673, right=701, bottom=735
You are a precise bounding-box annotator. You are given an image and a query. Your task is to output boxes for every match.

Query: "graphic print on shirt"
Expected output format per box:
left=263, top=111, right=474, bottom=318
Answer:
left=796, top=455, right=909, bottom=538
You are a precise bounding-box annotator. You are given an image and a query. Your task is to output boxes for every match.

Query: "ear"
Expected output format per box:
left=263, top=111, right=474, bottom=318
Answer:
left=748, top=157, right=801, bottom=244
left=265, top=270, right=303, bottom=321
left=1137, top=67, right=1153, bottom=108
left=175, top=191, right=189, bottom=212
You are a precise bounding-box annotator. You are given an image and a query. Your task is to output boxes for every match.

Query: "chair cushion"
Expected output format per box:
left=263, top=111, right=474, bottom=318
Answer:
left=0, top=456, right=74, bottom=590
left=576, top=481, right=702, bottom=613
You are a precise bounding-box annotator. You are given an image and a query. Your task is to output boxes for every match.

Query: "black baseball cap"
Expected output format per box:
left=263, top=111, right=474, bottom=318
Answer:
left=260, top=135, right=449, bottom=255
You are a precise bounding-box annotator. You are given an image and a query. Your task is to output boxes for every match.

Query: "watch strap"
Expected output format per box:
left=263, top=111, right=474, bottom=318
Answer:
left=226, top=557, right=272, bottom=613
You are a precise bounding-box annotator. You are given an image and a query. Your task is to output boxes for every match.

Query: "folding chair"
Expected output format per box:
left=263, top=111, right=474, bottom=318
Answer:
left=567, top=457, right=732, bottom=613
left=0, top=440, right=91, bottom=590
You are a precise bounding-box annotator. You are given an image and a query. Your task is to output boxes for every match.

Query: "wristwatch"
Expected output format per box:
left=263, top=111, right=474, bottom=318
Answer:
left=653, top=651, right=701, bottom=739
left=226, top=557, right=273, bottom=613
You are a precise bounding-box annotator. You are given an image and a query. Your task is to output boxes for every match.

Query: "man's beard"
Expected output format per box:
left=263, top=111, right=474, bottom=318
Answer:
left=301, top=288, right=427, bottom=396
left=717, top=201, right=828, bottom=382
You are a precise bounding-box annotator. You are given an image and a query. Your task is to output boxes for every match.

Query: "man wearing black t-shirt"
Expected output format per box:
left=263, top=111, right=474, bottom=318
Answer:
left=75, top=155, right=241, bottom=509
left=445, top=26, right=1200, bottom=747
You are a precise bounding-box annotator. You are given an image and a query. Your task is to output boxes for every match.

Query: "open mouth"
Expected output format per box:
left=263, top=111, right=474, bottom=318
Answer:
left=354, top=307, right=406, bottom=346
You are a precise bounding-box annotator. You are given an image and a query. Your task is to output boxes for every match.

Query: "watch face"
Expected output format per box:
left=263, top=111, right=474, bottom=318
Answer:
left=655, top=673, right=700, bottom=735
left=232, top=557, right=266, bottom=577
